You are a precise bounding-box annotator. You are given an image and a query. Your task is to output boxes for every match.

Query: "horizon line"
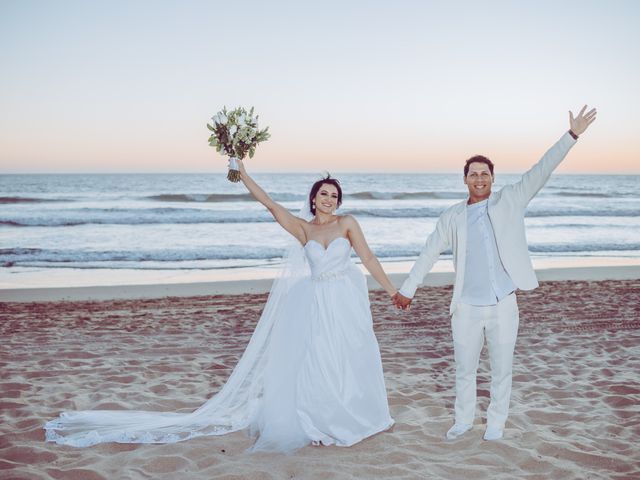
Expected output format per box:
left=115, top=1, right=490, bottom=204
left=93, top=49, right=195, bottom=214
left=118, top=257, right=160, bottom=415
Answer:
left=1, top=170, right=639, bottom=176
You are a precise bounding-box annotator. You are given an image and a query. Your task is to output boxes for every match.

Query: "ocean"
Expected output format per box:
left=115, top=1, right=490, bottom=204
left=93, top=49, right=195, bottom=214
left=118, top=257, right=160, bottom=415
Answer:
left=1, top=173, right=639, bottom=278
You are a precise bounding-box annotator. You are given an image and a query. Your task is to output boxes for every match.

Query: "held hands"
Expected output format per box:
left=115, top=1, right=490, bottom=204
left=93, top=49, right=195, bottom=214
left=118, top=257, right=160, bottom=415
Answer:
left=569, top=105, right=597, bottom=136
left=391, top=291, right=412, bottom=310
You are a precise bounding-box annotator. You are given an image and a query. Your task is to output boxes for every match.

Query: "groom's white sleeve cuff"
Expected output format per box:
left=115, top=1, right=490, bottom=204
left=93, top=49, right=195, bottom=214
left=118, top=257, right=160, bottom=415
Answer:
left=399, top=282, right=417, bottom=299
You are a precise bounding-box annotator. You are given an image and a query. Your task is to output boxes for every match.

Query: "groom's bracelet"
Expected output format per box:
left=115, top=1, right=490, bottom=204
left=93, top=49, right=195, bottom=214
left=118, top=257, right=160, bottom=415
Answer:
left=569, top=130, right=579, bottom=140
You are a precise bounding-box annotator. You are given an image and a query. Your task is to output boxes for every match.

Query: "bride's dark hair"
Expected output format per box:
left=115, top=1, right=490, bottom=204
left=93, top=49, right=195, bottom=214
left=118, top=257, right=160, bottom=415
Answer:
left=308, top=174, right=342, bottom=215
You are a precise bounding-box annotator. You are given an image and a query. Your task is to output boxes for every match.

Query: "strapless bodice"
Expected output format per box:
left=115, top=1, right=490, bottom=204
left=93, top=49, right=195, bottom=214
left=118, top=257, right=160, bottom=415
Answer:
left=303, top=237, right=352, bottom=280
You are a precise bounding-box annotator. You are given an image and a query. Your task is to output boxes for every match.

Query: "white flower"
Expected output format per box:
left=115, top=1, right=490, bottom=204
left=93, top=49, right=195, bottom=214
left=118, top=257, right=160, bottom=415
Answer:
left=219, top=113, right=228, bottom=124
left=229, top=125, right=237, bottom=136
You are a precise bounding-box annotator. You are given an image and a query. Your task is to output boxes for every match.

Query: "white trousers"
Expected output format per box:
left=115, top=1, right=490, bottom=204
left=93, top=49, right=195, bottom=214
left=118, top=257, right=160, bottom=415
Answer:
left=451, top=293, right=519, bottom=428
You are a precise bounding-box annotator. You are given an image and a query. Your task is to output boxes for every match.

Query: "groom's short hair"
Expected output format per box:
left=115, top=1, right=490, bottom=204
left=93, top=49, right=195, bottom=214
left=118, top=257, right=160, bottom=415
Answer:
left=464, top=155, right=494, bottom=176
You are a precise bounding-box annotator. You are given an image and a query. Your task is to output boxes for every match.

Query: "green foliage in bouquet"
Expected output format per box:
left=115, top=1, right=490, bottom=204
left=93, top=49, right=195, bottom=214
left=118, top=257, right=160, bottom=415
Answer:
left=207, top=106, right=270, bottom=182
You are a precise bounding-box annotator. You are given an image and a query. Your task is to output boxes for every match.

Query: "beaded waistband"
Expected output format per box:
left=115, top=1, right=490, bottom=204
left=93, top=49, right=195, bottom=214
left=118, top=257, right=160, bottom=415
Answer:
left=311, top=267, right=351, bottom=282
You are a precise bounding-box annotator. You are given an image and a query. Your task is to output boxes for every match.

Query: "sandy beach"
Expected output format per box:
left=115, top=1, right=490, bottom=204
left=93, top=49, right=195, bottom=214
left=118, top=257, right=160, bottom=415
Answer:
left=1, top=276, right=639, bottom=479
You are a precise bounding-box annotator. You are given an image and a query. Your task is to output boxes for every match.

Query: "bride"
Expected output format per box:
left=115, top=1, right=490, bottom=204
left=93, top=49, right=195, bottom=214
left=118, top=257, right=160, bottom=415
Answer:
left=45, top=161, right=397, bottom=452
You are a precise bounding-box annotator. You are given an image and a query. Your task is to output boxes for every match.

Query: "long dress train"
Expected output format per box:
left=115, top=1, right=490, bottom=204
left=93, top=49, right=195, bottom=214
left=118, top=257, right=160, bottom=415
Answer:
left=44, top=236, right=393, bottom=451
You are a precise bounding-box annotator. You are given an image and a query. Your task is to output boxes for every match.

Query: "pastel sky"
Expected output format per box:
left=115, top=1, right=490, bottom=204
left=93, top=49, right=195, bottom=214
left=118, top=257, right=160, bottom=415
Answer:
left=1, top=0, right=638, bottom=173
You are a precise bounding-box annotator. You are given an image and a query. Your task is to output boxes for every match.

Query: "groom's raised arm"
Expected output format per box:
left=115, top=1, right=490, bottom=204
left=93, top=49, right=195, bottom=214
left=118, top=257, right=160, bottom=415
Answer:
left=506, top=132, right=577, bottom=208
left=398, top=214, right=450, bottom=300
left=508, top=105, right=597, bottom=208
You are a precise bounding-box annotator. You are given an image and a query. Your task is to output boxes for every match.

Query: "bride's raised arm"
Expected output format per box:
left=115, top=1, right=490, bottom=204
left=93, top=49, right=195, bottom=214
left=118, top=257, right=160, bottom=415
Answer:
left=343, top=215, right=398, bottom=298
left=237, top=159, right=307, bottom=245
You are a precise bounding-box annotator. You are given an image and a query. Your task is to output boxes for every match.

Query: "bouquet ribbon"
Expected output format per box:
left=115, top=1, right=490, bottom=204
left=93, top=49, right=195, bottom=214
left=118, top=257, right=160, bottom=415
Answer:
left=227, top=157, right=241, bottom=182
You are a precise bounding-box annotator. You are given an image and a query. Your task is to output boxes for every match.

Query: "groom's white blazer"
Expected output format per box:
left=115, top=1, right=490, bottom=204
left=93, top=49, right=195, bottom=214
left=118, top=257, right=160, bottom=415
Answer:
left=399, top=132, right=577, bottom=314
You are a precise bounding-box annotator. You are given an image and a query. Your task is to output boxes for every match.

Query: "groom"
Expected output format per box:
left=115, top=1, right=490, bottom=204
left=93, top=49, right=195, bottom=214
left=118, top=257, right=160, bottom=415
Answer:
left=392, top=106, right=597, bottom=441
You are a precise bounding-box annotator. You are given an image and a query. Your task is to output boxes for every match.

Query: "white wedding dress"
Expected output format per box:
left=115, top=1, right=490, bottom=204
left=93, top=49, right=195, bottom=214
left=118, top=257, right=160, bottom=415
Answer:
left=45, top=236, right=394, bottom=452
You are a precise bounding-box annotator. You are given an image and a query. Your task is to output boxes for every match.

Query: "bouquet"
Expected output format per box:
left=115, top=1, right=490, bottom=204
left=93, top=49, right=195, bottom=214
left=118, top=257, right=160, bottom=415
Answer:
left=207, top=106, right=270, bottom=182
